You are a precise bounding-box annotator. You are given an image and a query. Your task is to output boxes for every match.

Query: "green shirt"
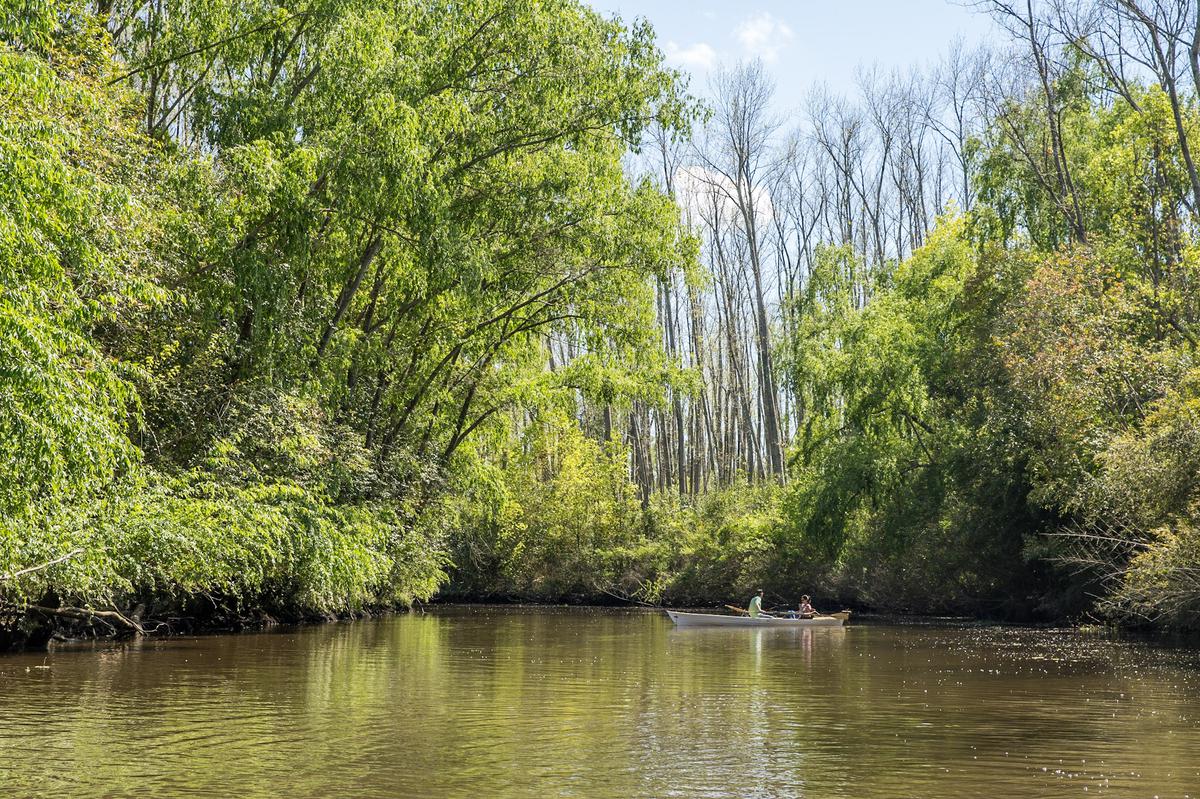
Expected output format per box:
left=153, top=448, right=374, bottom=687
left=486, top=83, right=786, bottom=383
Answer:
left=748, top=595, right=763, bottom=617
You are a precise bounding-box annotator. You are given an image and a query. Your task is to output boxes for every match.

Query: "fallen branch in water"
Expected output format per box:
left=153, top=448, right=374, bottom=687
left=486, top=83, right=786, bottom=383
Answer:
left=592, top=582, right=659, bottom=607
left=24, top=604, right=147, bottom=635
left=0, top=549, right=85, bottom=582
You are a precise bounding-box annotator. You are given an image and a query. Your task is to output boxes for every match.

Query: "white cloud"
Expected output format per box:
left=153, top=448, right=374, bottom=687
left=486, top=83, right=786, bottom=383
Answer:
left=664, top=40, right=718, bottom=72
left=734, top=11, right=794, bottom=63
left=673, top=165, right=774, bottom=233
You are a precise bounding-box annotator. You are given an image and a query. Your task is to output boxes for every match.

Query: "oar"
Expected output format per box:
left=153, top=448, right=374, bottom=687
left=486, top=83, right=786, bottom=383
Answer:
left=725, top=603, right=779, bottom=618
left=724, top=604, right=772, bottom=616
left=808, top=610, right=852, bottom=622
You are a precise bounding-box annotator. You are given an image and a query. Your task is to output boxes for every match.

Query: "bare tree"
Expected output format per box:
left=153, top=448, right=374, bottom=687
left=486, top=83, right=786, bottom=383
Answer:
left=986, top=0, right=1090, bottom=242
left=693, top=62, right=788, bottom=481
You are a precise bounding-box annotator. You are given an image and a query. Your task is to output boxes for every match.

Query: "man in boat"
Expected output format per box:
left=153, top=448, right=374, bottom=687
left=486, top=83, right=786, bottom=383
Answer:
left=747, top=589, right=770, bottom=618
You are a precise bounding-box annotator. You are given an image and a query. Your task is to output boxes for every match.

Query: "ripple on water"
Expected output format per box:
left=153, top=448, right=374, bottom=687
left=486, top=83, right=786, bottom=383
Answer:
left=1, top=610, right=1199, bottom=798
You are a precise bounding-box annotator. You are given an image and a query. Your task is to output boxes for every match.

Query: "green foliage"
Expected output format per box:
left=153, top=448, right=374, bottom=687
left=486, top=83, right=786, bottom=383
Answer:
left=768, top=80, right=1200, bottom=622
left=446, top=424, right=796, bottom=605
left=4, top=470, right=446, bottom=619
left=1057, top=367, right=1200, bottom=626
left=0, top=0, right=55, bottom=50
left=0, top=34, right=151, bottom=524
left=446, top=410, right=640, bottom=598
left=640, top=483, right=792, bottom=604
left=11, top=0, right=1200, bottom=637
left=1, top=0, right=696, bottom=638
left=776, top=220, right=1047, bottom=613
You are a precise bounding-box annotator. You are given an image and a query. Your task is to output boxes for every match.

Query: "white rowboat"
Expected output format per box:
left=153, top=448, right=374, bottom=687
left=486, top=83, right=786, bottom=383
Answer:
left=665, top=610, right=849, bottom=628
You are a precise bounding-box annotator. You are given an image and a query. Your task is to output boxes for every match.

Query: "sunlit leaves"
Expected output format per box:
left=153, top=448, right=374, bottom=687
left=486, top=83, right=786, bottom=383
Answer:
left=0, top=44, right=153, bottom=523
left=2, top=0, right=696, bottom=627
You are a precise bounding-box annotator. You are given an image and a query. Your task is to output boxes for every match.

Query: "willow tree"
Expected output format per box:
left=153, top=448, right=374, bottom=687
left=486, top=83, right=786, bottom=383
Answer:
left=0, top=12, right=156, bottom=565
left=2, top=0, right=697, bottom=636
left=89, top=0, right=696, bottom=485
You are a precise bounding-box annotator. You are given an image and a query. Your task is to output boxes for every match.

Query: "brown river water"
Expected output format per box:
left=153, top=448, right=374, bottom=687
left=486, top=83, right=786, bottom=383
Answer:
left=1, top=606, right=1199, bottom=798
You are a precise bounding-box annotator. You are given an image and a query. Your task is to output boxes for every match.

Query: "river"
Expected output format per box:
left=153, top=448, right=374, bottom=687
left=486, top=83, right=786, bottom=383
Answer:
left=1, top=606, right=1198, bottom=798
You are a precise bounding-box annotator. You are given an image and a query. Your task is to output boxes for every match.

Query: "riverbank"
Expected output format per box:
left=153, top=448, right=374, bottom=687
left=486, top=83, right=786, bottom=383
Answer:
left=0, top=597, right=402, bottom=653
left=0, top=592, right=1139, bottom=655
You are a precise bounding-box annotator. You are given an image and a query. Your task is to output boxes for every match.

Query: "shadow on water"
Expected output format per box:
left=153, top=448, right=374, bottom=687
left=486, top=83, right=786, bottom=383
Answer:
left=1, top=606, right=1199, bottom=798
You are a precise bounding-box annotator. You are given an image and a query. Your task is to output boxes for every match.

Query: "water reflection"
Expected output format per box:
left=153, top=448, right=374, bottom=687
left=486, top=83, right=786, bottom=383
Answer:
left=1, top=608, right=1198, bottom=798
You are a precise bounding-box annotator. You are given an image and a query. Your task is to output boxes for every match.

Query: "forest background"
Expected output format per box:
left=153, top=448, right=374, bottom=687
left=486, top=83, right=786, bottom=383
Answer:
left=5, top=0, right=1200, bottom=646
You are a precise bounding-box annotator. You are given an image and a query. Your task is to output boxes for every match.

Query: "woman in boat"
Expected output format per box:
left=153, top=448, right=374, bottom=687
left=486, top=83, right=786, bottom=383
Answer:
left=788, top=595, right=819, bottom=619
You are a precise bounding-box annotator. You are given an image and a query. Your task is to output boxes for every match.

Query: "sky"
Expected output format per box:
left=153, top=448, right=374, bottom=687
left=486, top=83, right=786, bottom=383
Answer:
left=586, top=1, right=1002, bottom=113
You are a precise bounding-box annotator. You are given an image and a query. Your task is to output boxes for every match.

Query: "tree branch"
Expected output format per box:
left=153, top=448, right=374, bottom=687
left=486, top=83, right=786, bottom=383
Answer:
left=0, top=549, right=84, bottom=582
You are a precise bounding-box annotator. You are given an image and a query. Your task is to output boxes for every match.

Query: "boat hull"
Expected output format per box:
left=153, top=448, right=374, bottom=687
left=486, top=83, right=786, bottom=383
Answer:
left=665, top=610, right=847, bottom=628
